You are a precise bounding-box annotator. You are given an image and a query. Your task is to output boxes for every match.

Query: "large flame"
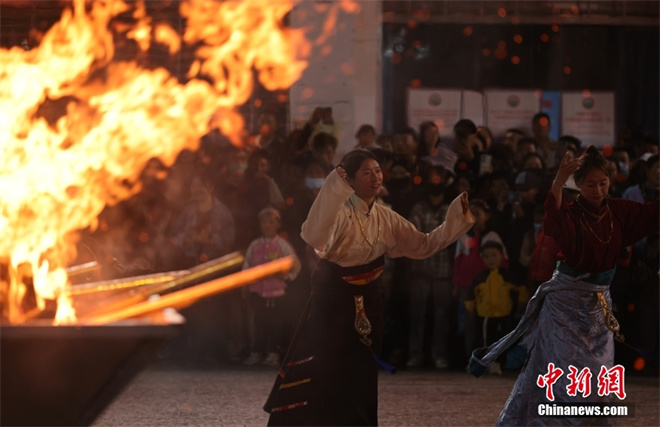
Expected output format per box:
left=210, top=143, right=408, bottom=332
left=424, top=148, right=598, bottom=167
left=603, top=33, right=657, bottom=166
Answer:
left=0, top=0, right=310, bottom=324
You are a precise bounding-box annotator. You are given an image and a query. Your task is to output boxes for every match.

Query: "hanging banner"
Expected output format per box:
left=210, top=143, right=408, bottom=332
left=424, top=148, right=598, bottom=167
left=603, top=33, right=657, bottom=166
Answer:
left=484, top=89, right=541, bottom=138
left=407, top=88, right=463, bottom=137
left=561, top=91, right=615, bottom=148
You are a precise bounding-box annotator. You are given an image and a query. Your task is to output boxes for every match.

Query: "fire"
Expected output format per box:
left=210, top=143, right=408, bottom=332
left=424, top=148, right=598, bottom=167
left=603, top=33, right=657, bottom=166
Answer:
left=0, top=0, right=310, bottom=325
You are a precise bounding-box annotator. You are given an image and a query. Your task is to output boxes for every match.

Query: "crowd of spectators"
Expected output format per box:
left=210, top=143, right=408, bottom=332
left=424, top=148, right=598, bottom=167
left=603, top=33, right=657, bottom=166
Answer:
left=79, top=107, right=659, bottom=374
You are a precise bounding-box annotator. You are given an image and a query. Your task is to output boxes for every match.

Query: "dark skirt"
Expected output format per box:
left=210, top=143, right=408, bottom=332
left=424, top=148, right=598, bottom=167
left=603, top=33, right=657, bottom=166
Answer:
left=264, top=256, right=385, bottom=426
left=470, top=264, right=619, bottom=426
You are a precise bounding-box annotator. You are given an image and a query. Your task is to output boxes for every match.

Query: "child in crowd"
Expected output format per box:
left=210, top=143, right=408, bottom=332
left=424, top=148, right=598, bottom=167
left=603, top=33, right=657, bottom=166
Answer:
left=453, top=199, right=507, bottom=357
left=242, top=207, right=301, bottom=367
left=464, top=241, right=528, bottom=375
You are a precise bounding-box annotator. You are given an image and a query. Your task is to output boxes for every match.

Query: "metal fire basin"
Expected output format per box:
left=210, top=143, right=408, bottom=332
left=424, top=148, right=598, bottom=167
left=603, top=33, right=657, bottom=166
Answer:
left=0, top=317, right=184, bottom=426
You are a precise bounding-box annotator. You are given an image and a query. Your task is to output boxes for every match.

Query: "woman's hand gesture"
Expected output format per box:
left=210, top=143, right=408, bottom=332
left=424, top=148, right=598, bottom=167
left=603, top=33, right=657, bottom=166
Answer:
left=336, top=166, right=348, bottom=182
left=554, top=152, right=583, bottom=189
left=460, top=191, right=470, bottom=214
left=551, top=152, right=583, bottom=209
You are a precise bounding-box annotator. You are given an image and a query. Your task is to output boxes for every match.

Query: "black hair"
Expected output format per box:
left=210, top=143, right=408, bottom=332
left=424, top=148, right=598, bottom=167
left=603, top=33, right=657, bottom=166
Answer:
left=520, top=152, right=547, bottom=170
left=245, top=149, right=271, bottom=179
left=574, top=145, right=610, bottom=186
left=453, top=119, right=477, bottom=140
left=506, top=128, right=526, bottom=136
left=517, top=136, right=538, bottom=148
left=312, top=131, right=338, bottom=150
left=355, top=124, right=376, bottom=137
left=559, top=135, right=582, bottom=152
left=340, top=149, right=378, bottom=179
left=419, top=121, right=438, bottom=138
left=369, top=147, right=395, bottom=166
left=418, top=121, right=440, bottom=158
left=533, top=111, right=550, bottom=123
left=470, top=198, right=491, bottom=213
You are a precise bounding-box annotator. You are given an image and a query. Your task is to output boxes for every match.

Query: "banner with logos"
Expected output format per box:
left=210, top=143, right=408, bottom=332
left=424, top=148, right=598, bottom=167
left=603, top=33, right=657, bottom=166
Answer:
left=407, top=88, right=615, bottom=146
left=561, top=92, right=615, bottom=147
left=406, top=88, right=463, bottom=137
left=484, top=89, right=541, bottom=138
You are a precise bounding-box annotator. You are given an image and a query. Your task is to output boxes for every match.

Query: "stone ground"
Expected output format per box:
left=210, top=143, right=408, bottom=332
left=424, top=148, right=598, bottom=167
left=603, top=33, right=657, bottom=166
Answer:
left=94, top=363, right=659, bottom=427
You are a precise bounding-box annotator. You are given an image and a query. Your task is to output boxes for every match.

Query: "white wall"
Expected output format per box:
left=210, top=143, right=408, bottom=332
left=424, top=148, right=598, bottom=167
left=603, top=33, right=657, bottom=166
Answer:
left=289, top=1, right=382, bottom=163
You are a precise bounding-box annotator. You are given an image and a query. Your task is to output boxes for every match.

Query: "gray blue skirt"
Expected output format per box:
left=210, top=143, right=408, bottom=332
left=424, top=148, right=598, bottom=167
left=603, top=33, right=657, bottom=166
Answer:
left=470, top=263, right=620, bottom=426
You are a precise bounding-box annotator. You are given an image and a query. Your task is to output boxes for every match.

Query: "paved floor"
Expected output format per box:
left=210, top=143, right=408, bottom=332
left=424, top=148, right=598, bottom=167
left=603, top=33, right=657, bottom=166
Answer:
left=94, top=363, right=659, bottom=427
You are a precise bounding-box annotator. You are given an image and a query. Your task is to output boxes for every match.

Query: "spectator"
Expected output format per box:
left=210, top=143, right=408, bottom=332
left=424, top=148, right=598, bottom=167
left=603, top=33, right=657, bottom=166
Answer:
left=503, top=128, right=526, bottom=153
left=504, top=169, right=547, bottom=285
left=454, top=199, right=508, bottom=358
left=406, top=164, right=456, bottom=370
left=311, top=131, right=338, bottom=172
left=249, top=110, right=290, bottom=185
left=606, top=156, right=625, bottom=198
left=557, top=135, right=581, bottom=159
left=452, top=119, right=481, bottom=172
left=355, top=124, right=378, bottom=149
left=214, top=146, right=249, bottom=210
left=233, top=149, right=286, bottom=251
left=167, top=170, right=237, bottom=364
left=531, top=112, right=558, bottom=168
left=376, top=133, right=394, bottom=152
left=392, top=129, right=420, bottom=174
left=242, top=207, right=301, bottom=367
left=476, top=126, right=494, bottom=152
left=623, top=154, right=660, bottom=255
left=169, top=171, right=235, bottom=267
left=418, top=121, right=441, bottom=158
left=293, top=107, right=339, bottom=155
left=465, top=240, right=528, bottom=375
left=513, top=137, right=537, bottom=173
left=520, top=152, right=546, bottom=171
left=611, top=146, right=633, bottom=183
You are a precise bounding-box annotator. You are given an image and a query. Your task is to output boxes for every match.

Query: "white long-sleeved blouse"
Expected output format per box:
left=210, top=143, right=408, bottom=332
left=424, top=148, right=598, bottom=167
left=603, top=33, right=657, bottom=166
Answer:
left=301, top=169, right=475, bottom=267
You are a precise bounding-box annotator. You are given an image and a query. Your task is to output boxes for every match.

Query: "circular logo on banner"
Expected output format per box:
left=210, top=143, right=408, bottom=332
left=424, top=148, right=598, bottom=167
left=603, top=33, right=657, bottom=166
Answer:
left=582, top=97, right=595, bottom=109
left=507, top=95, right=520, bottom=107
left=428, top=93, right=442, bottom=106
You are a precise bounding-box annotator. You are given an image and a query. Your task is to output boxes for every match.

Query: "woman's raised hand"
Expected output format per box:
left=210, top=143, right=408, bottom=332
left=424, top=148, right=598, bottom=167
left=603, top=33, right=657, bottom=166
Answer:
left=460, top=191, right=470, bottom=214
left=554, top=152, right=583, bottom=188
left=336, top=166, right=347, bottom=181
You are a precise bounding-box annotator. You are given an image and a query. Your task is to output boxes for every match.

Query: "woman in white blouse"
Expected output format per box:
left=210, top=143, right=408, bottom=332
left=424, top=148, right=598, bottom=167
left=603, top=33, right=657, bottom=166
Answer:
left=265, top=149, right=474, bottom=426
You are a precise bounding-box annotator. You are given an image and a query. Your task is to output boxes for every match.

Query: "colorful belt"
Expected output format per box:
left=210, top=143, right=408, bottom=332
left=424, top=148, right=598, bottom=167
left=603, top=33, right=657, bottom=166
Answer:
left=342, top=265, right=384, bottom=286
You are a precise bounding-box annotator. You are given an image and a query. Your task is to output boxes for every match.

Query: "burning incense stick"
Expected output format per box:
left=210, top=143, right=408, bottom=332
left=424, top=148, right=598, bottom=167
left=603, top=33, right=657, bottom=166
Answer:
left=84, top=256, right=294, bottom=325
left=74, top=252, right=245, bottom=319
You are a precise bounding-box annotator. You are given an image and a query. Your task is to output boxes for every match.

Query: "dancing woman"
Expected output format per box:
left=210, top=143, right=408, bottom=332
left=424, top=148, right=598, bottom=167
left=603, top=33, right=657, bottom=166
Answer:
left=470, top=146, right=659, bottom=425
left=265, top=149, right=474, bottom=426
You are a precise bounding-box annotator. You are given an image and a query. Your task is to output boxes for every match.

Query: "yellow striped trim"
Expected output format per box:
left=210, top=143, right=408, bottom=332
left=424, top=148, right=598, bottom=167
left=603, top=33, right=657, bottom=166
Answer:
left=279, top=377, right=311, bottom=390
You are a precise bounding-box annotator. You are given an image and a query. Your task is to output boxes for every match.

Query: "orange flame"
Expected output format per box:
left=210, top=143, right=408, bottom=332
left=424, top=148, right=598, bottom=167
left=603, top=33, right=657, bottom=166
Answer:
left=0, top=0, right=310, bottom=324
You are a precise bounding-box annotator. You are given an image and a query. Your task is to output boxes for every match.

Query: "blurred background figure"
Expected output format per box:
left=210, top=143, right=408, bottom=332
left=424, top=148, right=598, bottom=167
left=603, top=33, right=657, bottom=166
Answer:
left=531, top=112, right=558, bottom=168
left=354, top=123, right=378, bottom=149
left=242, top=207, right=301, bottom=367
